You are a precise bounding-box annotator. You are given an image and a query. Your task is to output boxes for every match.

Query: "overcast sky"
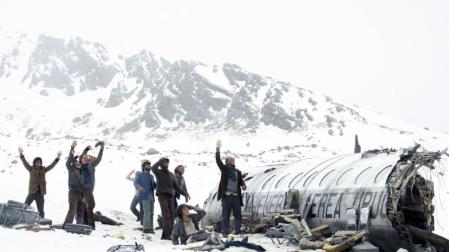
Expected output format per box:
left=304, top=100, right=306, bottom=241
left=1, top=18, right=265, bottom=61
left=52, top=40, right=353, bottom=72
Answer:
left=1, top=0, right=448, bottom=132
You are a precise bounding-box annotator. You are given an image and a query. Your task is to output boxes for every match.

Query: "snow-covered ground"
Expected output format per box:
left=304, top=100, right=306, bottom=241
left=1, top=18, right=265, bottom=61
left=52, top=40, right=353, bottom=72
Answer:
left=0, top=137, right=448, bottom=252
left=0, top=140, right=304, bottom=252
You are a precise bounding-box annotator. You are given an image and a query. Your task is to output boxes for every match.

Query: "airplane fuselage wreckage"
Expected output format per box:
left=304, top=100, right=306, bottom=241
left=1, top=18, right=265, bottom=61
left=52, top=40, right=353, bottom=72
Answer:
left=203, top=145, right=449, bottom=251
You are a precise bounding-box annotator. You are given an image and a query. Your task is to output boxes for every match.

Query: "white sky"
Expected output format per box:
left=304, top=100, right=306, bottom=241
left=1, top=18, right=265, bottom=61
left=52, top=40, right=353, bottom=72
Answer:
left=1, top=0, right=448, bottom=132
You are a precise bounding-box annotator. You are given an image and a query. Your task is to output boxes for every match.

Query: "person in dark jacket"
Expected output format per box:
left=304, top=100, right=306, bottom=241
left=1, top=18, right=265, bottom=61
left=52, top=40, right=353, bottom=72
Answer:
left=78, top=141, right=104, bottom=229
left=18, top=146, right=61, bottom=218
left=172, top=204, right=208, bottom=245
left=134, top=160, right=157, bottom=233
left=63, top=140, right=84, bottom=225
left=127, top=169, right=143, bottom=224
left=173, top=165, right=188, bottom=222
left=151, top=157, right=190, bottom=240
left=215, top=140, right=246, bottom=236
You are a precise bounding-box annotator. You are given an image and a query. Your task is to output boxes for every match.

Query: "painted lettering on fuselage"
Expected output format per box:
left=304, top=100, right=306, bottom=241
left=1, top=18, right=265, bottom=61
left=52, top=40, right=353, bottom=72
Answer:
left=303, top=191, right=386, bottom=219
left=243, top=192, right=286, bottom=217
left=242, top=189, right=387, bottom=219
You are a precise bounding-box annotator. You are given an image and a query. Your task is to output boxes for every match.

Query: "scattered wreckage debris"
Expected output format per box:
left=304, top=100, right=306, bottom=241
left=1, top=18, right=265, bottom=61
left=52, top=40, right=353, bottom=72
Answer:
left=264, top=213, right=311, bottom=245
left=14, top=223, right=55, bottom=232
left=107, top=243, right=145, bottom=252
left=350, top=241, right=379, bottom=252
left=407, top=225, right=449, bottom=252
left=183, top=232, right=266, bottom=251
left=0, top=200, right=51, bottom=228
left=51, top=223, right=93, bottom=235
left=94, top=211, right=123, bottom=226
left=299, top=237, right=326, bottom=250
left=322, top=231, right=366, bottom=252
left=48, top=211, right=120, bottom=235
left=247, top=208, right=375, bottom=251
left=361, top=148, right=397, bottom=158
left=266, top=223, right=301, bottom=245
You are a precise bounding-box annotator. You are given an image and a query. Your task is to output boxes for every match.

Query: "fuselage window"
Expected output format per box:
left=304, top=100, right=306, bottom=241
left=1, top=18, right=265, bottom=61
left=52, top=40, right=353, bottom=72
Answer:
left=374, top=165, right=393, bottom=183
left=303, top=171, right=319, bottom=187
left=264, top=167, right=277, bottom=173
left=288, top=172, right=304, bottom=188
left=319, top=169, right=336, bottom=186
left=275, top=174, right=290, bottom=189
left=355, top=167, right=372, bottom=184
left=336, top=168, right=354, bottom=185
left=262, top=174, right=277, bottom=190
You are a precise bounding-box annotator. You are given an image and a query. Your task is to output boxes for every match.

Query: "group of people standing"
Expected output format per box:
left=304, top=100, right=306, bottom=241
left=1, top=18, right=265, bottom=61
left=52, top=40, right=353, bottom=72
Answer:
left=17, top=139, right=247, bottom=245
left=18, top=140, right=104, bottom=229
left=129, top=157, right=190, bottom=240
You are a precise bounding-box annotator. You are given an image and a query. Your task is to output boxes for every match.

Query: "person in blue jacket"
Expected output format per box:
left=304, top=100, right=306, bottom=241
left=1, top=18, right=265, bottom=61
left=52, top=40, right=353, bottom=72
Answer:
left=134, top=160, right=157, bottom=234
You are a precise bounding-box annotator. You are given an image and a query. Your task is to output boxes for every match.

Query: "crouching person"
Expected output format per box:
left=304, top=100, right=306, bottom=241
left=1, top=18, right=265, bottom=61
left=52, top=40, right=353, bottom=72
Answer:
left=63, top=141, right=84, bottom=225
left=172, top=204, right=208, bottom=245
left=134, top=160, right=157, bottom=234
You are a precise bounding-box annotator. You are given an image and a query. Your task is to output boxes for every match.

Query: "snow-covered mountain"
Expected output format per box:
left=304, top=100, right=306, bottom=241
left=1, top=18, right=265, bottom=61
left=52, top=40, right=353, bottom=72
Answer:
left=1, top=30, right=448, bottom=157
left=1, top=32, right=365, bottom=132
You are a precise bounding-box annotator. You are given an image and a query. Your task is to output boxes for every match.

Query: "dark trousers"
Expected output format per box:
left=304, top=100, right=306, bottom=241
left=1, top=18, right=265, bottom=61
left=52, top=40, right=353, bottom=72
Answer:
left=222, top=194, right=242, bottom=235
left=158, top=193, right=174, bottom=239
left=82, top=188, right=96, bottom=229
left=130, top=195, right=143, bottom=224
left=24, top=190, right=45, bottom=218
left=63, top=190, right=83, bottom=224
left=75, top=201, right=84, bottom=224
left=172, top=197, right=179, bottom=225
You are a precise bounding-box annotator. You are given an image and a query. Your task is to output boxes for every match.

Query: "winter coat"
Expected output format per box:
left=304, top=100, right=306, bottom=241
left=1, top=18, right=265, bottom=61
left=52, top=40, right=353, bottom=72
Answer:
left=134, top=171, right=157, bottom=201
left=172, top=205, right=206, bottom=245
left=66, top=149, right=84, bottom=192
left=151, top=159, right=188, bottom=197
left=80, top=147, right=103, bottom=189
left=20, top=154, right=59, bottom=195
left=215, top=150, right=245, bottom=205
left=174, top=174, right=188, bottom=200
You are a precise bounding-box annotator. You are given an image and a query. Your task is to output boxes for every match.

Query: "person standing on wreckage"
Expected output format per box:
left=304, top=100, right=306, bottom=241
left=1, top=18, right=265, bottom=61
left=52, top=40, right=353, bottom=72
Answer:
left=134, top=160, right=157, bottom=234
left=151, top=157, right=190, bottom=240
left=18, top=146, right=62, bottom=218
left=63, top=140, right=84, bottom=225
left=215, top=140, right=246, bottom=237
left=77, top=141, right=105, bottom=229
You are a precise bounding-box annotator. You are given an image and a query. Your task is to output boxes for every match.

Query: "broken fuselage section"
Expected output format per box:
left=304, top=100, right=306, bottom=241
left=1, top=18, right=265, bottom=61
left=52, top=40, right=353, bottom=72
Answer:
left=203, top=146, right=449, bottom=251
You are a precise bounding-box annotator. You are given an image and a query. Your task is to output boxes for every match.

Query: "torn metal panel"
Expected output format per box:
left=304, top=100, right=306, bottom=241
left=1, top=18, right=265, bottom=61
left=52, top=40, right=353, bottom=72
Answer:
left=386, top=146, right=446, bottom=250
left=0, top=202, right=40, bottom=228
